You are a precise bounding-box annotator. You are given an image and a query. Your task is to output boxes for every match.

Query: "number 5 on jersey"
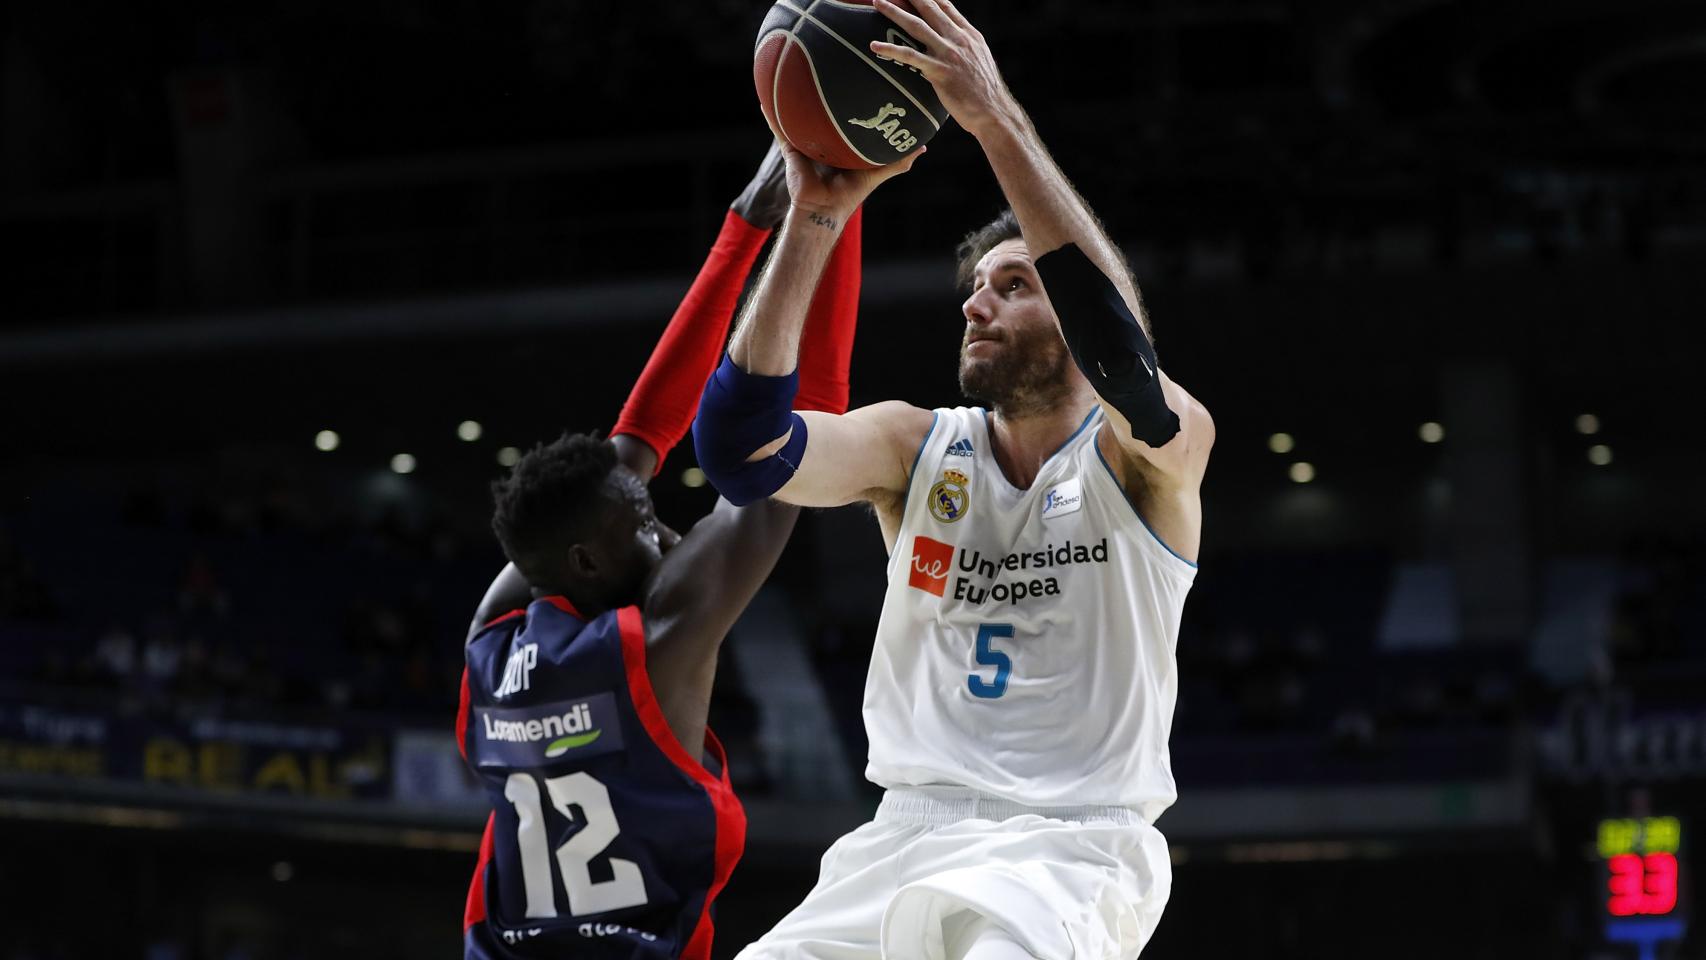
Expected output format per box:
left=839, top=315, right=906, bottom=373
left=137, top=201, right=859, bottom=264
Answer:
left=969, top=623, right=1013, bottom=699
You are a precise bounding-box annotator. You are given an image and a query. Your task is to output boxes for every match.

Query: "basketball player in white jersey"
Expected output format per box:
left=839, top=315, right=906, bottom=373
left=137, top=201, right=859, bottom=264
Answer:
left=692, top=1, right=1214, bottom=957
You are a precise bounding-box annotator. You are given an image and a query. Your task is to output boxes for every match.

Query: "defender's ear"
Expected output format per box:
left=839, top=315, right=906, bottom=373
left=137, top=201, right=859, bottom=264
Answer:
left=566, top=543, right=599, bottom=579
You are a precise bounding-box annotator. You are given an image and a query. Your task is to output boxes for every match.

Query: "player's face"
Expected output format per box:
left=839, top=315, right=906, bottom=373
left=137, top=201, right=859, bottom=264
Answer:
left=591, top=466, right=665, bottom=607
left=957, top=239, right=1074, bottom=416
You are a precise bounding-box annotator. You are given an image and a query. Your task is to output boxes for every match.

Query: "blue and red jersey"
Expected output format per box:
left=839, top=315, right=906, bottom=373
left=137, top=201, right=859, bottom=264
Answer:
left=458, top=596, right=746, bottom=960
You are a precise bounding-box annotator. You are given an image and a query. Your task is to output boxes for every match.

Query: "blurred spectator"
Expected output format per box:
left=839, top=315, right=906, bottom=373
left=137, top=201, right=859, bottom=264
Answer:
left=178, top=552, right=231, bottom=620
left=91, top=622, right=139, bottom=684
left=0, top=530, right=59, bottom=620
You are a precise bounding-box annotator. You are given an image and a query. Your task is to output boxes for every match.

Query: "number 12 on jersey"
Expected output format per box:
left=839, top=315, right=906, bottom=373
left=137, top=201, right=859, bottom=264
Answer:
left=505, top=771, right=649, bottom=918
left=968, top=623, right=1014, bottom=699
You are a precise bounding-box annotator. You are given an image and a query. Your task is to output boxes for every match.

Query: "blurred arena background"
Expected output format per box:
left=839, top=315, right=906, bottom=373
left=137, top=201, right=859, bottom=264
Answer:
left=2, top=0, right=1704, bottom=957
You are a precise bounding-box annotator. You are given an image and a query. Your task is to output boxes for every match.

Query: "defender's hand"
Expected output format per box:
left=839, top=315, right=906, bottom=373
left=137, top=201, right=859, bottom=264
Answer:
left=730, top=141, right=791, bottom=230
left=869, top=0, right=1017, bottom=140
left=780, top=140, right=924, bottom=223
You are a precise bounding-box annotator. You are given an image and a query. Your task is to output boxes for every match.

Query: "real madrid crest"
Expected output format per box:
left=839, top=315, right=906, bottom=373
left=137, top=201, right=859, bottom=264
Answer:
left=929, top=468, right=970, bottom=524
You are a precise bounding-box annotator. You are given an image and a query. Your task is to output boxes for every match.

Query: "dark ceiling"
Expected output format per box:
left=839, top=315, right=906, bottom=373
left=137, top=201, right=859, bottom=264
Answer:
left=3, top=0, right=1704, bottom=327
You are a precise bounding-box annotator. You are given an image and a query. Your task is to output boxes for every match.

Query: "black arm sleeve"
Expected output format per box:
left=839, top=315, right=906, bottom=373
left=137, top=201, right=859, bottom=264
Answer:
left=1035, top=243, right=1181, bottom=447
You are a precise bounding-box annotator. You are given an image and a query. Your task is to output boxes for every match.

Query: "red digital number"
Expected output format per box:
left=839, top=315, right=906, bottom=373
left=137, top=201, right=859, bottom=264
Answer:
left=1609, top=853, right=1644, bottom=917
left=1608, top=852, right=1681, bottom=917
left=1643, top=852, right=1678, bottom=915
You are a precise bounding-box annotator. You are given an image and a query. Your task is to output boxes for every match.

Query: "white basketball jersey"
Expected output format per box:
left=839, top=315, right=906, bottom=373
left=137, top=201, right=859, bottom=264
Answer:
left=863, top=406, right=1197, bottom=820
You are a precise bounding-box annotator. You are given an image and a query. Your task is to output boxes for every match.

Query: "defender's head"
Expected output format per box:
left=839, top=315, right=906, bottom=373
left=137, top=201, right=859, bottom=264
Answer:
left=953, top=210, right=1077, bottom=417
left=491, top=433, right=663, bottom=614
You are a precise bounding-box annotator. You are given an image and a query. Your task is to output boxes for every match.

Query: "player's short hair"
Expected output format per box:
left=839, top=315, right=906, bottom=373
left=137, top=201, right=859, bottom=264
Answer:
left=491, top=432, right=618, bottom=585
left=955, top=208, right=1023, bottom=292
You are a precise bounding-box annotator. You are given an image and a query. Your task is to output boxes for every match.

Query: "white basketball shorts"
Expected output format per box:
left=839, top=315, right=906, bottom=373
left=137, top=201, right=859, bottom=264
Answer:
left=734, top=786, right=1172, bottom=960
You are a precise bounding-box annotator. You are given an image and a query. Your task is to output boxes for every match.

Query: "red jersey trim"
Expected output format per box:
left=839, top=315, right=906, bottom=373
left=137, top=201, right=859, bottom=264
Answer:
left=479, top=608, right=526, bottom=631
left=455, top=667, right=472, bottom=762
left=464, top=812, right=496, bottom=931
left=542, top=595, right=585, bottom=619
left=614, top=605, right=747, bottom=960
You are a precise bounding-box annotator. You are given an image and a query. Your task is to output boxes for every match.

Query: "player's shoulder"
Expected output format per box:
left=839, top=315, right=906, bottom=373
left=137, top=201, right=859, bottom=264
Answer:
left=847, top=399, right=938, bottom=435
left=839, top=400, right=940, bottom=464
left=469, top=599, right=624, bottom=677
left=466, top=599, right=638, bottom=714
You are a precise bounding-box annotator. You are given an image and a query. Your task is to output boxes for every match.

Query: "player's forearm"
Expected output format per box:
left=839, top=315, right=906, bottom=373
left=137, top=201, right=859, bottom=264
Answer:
left=727, top=206, right=847, bottom=376
left=611, top=211, right=771, bottom=475
left=974, top=107, right=1143, bottom=312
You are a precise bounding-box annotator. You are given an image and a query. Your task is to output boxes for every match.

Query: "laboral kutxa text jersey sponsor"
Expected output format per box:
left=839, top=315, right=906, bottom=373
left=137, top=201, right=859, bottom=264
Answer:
left=867, top=407, right=1198, bottom=819
left=458, top=596, right=744, bottom=960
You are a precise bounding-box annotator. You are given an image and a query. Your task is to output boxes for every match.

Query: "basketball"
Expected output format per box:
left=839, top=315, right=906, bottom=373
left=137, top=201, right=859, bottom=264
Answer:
left=754, top=0, right=949, bottom=170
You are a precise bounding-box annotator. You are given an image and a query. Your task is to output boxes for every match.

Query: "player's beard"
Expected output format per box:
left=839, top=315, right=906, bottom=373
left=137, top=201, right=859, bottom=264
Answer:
left=958, top=323, right=1075, bottom=419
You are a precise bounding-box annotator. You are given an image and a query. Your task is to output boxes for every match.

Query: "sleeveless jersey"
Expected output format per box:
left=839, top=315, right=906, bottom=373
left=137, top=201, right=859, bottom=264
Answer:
left=864, top=407, right=1197, bottom=820
left=458, top=596, right=745, bottom=960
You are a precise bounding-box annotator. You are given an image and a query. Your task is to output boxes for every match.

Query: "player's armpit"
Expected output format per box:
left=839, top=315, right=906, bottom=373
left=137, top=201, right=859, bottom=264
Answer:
left=1100, top=373, right=1214, bottom=489
left=771, top=400, right=937, bottom=508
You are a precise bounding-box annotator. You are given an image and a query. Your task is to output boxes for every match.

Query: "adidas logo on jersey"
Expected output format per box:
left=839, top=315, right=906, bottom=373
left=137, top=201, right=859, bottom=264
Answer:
left=945, top=438, right=975, bottom=457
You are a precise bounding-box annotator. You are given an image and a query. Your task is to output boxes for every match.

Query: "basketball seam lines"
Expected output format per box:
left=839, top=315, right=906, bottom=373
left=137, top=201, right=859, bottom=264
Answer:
left=763, top=30, right=798, bottom=155
left=788, top=32, right=878, bottom=167
left=786, top=0, right=878, bottom=167
left=776, top=0, right=942, bottom=135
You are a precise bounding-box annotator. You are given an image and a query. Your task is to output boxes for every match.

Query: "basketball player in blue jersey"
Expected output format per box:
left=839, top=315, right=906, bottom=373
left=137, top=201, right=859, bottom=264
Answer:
left=456, top=145, right=914, bottom=960
left=693, top=2, right=1215, bottom=959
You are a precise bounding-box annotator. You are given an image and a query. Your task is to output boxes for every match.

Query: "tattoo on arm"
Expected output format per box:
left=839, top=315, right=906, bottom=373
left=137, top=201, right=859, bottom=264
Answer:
left=807, top=211, right=838, bottom=231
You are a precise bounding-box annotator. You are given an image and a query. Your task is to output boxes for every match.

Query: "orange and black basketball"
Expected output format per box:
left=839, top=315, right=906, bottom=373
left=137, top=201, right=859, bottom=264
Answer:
left=754, top=0, right=949, bottom=170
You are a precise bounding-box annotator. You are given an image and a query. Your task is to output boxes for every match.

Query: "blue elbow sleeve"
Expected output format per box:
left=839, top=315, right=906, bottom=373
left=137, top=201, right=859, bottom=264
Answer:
left=1036, top=243, right=1181, bottom=448
left=692, top=355, right=809, bottom=506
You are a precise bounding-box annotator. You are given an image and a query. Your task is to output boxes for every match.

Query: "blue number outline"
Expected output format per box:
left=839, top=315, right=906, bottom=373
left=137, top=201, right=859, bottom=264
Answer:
left=968, top=623, right=1014, bottom=699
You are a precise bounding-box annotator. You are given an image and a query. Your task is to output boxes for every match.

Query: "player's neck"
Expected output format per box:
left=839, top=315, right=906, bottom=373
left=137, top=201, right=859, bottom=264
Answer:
left=987, top=395, right=1098, bottom=491
left=536, top=584, right=607, bottom=621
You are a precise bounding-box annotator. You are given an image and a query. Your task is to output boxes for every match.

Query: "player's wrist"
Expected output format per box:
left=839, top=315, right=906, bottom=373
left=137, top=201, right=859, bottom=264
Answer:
left=786, top=201, right=852, bottom=235
left=965, top=95, right=1030, bottom=145
left=731, top=145, right=791, bottom=229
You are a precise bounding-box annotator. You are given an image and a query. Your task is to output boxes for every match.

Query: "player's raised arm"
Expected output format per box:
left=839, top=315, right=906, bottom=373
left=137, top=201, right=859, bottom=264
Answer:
left=692, top=146, right=934, bottom=513
left=871, top=0, right=1212, bottom=485
left=638, top=494, right=798, bottom=761
left=465, top=149, right=794, bottom=640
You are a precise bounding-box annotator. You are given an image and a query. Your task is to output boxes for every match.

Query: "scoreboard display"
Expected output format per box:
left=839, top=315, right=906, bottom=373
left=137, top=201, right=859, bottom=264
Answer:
left=1600, top=816, right=1688, bottom=960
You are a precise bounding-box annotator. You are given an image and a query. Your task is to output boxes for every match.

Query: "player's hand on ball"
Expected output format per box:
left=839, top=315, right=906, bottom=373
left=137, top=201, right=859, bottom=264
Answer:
left=779, top=140, right=924, bottom=222
left=730, top=141, right=792, bottom=230
left=869, top=0, right=1015, bottom=140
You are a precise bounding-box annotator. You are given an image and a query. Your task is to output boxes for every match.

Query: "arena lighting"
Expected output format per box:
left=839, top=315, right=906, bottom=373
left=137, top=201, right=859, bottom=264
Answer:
left=1268, top=432, right=1295, bottom=454
left=390, top=453, right=417, bottom=475
left=457, top=420, right=483, bottom=442
left=1418, top=422, right=1444, bottom=444
left=314, top=430, right=340, bottom=452
left=1289, top=462, right=1315, bottom=484
left=1577, top=413, right=1601, bottom=435
left=496, top=446, right=521, bottom=467
left=681, top=467, right=707, bottom=489
left=1588, top=445, right=1613, bottom=466
left=271, top=861, right=294, bottom=883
